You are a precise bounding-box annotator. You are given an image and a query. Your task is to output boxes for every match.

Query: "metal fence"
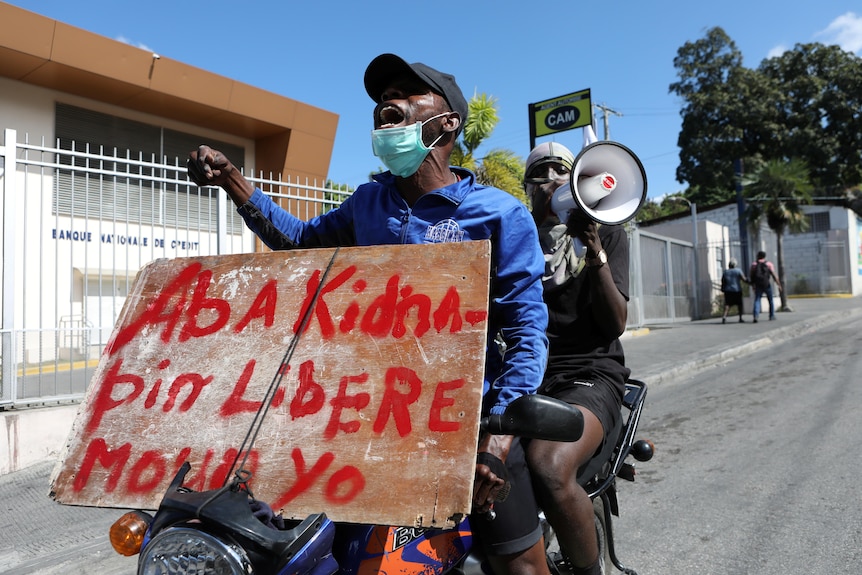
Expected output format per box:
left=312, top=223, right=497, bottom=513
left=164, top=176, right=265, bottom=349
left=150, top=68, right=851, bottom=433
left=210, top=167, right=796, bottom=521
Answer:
left=1, top=128, right=692, bottom=408
left=0, top=129, right=350, bottom=408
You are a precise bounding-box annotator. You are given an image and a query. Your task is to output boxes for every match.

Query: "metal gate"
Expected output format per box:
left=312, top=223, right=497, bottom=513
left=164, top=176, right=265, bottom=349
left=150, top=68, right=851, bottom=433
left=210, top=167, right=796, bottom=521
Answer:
left=1, top=128, right=349, bottom=408
left=627, top=228, right=695, bottom=326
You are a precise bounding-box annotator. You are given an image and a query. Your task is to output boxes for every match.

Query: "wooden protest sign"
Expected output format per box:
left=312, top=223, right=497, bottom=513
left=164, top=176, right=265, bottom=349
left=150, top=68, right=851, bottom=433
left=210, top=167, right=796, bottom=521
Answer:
left=50, top=241, right=491, bottom=528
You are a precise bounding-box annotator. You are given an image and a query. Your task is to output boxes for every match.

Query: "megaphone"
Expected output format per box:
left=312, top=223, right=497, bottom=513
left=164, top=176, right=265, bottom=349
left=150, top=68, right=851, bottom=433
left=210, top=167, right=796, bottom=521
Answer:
left=550, top=141, right=647, bottom=225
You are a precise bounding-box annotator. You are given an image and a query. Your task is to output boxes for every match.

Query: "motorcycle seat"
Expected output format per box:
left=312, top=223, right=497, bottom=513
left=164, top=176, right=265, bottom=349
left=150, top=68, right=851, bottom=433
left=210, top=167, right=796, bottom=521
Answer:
left=576, top=411, right=623, bottom=487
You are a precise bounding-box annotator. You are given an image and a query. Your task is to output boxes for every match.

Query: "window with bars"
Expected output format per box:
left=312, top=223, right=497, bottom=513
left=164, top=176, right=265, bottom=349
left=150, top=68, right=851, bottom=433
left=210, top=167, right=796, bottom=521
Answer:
left=792, top=211, right=831, bottom=234
left=53, top=103, right=246, bottom=233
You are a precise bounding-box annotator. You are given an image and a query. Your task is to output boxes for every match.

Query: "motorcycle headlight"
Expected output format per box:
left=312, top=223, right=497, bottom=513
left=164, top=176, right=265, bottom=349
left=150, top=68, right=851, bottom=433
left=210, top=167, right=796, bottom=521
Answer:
left=138, top=526, right=253, bottom=575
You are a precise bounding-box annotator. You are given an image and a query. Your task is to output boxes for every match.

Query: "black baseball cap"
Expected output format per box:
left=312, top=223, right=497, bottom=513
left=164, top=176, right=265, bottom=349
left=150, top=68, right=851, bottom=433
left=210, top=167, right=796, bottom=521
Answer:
left=364, top=53, right=469, bottom=134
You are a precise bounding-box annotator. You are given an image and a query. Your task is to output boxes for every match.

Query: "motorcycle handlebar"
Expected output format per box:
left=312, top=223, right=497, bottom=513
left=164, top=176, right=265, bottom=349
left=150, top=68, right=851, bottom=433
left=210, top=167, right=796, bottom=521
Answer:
left=480, top=395, right=584, bottom=442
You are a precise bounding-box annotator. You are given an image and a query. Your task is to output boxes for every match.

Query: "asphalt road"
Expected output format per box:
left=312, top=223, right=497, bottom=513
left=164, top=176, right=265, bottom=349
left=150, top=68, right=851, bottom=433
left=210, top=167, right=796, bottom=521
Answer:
left=2, top=296, right=860, bottom=574
left=609, top=309, right=862, bottom=574
left=0, top=461, right=132, bottom=574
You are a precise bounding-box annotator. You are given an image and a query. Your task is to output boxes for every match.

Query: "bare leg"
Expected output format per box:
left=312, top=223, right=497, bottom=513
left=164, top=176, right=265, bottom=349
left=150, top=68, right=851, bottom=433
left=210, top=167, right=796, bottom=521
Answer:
left=527, top=407, right=605, bottom=569
left=487, top=538, right=551, bottom=575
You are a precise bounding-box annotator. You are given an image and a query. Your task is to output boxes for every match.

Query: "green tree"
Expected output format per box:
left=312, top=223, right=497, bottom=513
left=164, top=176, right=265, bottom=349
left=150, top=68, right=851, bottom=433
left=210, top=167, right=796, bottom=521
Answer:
left=670, top=28, right=862, bottom=205
left=322, top=180, right=355, bottom=214
left=635, top=195, right=693, bottom=223
left=451, top=93, right=527, bottom=202
left=741, top=159, right=813, bottom=311
left=670, top=27, right=748, bottom=205
left=757, top=43, right=862, bottom=193
left=635, top=198, right=667, bottom=222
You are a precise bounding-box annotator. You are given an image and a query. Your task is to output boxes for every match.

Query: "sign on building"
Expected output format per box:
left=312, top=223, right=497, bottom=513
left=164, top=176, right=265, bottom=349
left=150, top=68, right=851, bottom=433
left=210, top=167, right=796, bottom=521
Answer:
left=50, top=242, right=491, bottom=528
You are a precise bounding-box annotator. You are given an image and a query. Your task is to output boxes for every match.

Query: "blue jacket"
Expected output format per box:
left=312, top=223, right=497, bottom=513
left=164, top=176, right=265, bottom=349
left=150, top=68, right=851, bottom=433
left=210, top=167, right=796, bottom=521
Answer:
left=236, top=168, right=549, bottom=415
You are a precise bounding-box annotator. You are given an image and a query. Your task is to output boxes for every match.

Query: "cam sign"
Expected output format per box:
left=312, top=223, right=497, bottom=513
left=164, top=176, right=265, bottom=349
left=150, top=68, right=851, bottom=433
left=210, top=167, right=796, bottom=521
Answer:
left=528, top=88, right=593, bottom=142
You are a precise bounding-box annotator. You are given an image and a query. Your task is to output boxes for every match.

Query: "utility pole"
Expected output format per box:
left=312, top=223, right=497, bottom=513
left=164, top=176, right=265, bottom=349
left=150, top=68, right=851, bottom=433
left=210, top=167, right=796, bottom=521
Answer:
left=734, top=158, right=750, bottom=271
left=593, top=103, right=622, bottom=140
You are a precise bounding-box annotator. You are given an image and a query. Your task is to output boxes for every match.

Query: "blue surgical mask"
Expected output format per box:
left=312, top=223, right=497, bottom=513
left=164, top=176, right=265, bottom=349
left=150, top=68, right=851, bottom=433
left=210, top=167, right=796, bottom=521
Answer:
left=371, top=112, right=450, bottom=177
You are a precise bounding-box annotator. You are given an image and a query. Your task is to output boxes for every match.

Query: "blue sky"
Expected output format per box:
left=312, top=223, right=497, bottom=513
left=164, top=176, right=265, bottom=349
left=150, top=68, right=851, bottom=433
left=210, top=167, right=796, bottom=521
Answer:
left=8, top=1, right=862, bottom=199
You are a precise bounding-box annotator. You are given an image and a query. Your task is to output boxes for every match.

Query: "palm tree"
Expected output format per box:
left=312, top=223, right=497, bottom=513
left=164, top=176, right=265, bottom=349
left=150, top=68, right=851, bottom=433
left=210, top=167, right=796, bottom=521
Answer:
left=741, top=158, right=813, bottom=311
left=451, top=93, right=527, bottom=203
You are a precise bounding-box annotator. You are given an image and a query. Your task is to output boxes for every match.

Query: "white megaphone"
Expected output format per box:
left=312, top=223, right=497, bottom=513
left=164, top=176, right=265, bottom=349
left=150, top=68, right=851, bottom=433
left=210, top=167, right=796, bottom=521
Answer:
left=550, top=140, right=647, bottom=226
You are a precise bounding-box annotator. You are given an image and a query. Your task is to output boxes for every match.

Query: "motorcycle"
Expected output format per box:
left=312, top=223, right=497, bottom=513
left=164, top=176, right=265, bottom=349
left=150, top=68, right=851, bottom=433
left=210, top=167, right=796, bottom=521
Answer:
left=109, top=380, right=653, bottom=575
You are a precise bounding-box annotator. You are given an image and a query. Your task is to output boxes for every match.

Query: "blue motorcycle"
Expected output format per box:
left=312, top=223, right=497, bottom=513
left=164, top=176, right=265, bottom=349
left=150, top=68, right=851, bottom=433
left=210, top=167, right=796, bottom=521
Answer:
left=109, top=381, right=652, bottom=575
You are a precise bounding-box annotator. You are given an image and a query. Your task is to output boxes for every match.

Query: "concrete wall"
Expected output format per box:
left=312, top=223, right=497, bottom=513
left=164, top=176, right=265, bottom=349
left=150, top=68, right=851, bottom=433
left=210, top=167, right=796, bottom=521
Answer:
left=644, top=203, right=862, bottom=298
left=1, top=405, right=79, bottom=475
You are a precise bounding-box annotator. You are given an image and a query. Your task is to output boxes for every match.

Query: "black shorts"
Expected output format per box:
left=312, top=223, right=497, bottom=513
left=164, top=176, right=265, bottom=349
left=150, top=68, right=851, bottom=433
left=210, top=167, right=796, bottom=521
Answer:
left=540, top=376, right=622, bottom=450
left=470, top=437, right=543, bottom=556
left=724, top=291, right=742, bottom=306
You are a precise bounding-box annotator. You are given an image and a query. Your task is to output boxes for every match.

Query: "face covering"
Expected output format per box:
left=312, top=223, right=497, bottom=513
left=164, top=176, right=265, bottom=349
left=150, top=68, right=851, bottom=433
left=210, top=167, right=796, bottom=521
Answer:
left=371, top=112, right=450, bottom=177
left=526, top=165, right=570, bottom=218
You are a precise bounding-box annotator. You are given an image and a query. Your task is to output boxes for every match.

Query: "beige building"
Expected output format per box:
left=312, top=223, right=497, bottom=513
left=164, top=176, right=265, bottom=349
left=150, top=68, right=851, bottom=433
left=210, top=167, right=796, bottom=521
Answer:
left=0, top=1, right=338, bottom=183
left=0, top=2, right=343, bottom=421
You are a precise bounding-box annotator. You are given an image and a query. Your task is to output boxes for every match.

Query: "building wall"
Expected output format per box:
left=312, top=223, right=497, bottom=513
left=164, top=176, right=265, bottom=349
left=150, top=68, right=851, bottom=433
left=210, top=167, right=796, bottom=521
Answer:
left=0, top=406, right=79, bottom=474
left=783, top=233, right=827, bottom=292
left=642, top=202, right=862, bottom=300
left=2, top=127, right=351, bottom=407
left=0, top=77, right=54, bottom=140
left=0, top=77, right=262, bottom=363
left=851, top=214, right=862, bottom=294
left=0, top=1, right=337, bottom=183
left=0, top=76, right=256, bottom=168
left=1, top=2, right=343, bottom=370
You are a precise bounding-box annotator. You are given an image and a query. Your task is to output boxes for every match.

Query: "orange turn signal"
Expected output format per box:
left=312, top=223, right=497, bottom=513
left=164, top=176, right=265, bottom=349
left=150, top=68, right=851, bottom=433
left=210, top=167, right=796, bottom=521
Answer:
left=109, top=510, right=152, bottom=556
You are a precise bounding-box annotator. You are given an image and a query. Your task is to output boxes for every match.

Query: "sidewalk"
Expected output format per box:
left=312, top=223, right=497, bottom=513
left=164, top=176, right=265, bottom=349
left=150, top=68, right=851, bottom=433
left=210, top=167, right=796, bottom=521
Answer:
left=621, top=295, right=862, bottom=387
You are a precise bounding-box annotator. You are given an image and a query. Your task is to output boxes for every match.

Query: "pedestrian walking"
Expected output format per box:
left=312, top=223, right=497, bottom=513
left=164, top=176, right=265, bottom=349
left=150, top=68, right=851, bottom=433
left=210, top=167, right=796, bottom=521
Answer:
left=750, top=250, right=782, bottom=322
left=721, top=258, right=748, bottom=323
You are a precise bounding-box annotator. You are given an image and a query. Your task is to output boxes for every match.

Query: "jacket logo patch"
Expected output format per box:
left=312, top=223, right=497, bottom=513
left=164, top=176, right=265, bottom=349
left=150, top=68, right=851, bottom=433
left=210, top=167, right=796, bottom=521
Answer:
left=424, top=219, right=464, bottom=243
